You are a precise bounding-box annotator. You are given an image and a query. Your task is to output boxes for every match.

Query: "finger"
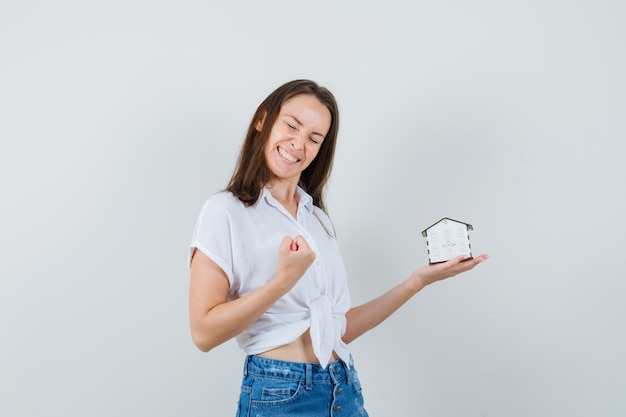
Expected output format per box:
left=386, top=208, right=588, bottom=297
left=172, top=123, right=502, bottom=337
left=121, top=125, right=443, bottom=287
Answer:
left=455, top=254, right=489, bottom=272
left=290, top=239, right=299, bottom=252
left=475, top=253, right=490, bottom=263
left=449, top=254, right=470, bottom=264
left=293, top=235, right=310, bottom=250
left=462, top=254, right=489, bottom=267
left=280, top=236, right=295, bottom=251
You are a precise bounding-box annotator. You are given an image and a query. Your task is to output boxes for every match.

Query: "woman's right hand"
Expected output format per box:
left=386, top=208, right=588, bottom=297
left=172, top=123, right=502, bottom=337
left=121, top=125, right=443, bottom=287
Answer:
left=273, top=235, right=316, bottom=292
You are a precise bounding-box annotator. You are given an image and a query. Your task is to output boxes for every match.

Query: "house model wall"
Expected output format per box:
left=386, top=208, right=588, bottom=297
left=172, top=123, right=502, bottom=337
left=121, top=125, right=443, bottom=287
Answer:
left=421, top=218, right=473, bottom=264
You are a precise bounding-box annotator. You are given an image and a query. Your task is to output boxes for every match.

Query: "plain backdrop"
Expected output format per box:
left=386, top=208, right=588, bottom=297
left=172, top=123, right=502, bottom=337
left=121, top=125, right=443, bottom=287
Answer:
left=1, top=1, right=625, bottom=416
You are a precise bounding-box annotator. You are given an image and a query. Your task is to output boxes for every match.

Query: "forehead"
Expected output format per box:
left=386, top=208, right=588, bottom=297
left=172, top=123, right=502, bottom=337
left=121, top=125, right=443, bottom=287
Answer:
left=279, top=94, right=331, bottom=132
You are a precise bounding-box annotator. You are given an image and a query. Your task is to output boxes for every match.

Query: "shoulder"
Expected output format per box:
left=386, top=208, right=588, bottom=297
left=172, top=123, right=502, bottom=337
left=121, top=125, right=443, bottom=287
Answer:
left=200, top=191, right=245, bottom=212
left=311, top=206, right=337, bottom=239
left=194, top=191, right=249, bottom=224
left=312, top=205, right=330, bottom=222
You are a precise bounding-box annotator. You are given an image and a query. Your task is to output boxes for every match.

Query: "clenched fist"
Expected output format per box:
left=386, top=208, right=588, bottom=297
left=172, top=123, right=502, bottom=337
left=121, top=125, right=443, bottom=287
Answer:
left=273, top=235, right=317, bottom=293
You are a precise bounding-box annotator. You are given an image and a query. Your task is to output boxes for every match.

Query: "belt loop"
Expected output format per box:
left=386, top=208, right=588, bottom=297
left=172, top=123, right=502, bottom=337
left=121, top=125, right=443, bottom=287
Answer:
left=343, top=356, right=353, bottom=385
left=243, top=355, right=250, bottom=376
left=305, top=363, right=313, bottom=391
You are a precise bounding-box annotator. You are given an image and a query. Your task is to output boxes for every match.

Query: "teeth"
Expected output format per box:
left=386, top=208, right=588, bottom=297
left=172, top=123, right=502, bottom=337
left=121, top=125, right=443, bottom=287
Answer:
left=278, top=147, right=298, bottom=163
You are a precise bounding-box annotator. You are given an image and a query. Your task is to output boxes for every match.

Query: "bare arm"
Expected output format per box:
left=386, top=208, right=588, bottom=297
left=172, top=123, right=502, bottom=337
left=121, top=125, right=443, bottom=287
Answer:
left=189, top=235, right=315, bottom=352
left=343, top=254, right=489, bottom=344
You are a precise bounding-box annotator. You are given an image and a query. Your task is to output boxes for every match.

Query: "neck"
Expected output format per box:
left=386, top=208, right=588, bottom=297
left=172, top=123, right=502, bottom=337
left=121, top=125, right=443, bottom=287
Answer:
left=266, top=179, right=299, bottom=218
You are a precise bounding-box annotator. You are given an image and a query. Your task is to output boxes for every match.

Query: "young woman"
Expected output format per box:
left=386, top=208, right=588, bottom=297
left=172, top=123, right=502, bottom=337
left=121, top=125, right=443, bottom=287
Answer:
left=188, top=79, right=489, bottom=416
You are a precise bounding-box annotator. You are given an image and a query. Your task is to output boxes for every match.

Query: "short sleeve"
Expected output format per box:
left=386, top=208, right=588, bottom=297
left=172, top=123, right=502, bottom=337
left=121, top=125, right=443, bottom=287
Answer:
left=188, top=193, right=235, bottom=286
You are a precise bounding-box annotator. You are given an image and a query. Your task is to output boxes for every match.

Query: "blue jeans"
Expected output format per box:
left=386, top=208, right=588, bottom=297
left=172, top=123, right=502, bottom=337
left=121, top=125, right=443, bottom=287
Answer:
left=236, top=355, right=369, bottom=417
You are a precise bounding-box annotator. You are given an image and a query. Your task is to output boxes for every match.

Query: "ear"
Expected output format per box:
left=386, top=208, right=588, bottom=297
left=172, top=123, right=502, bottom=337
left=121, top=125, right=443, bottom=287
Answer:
left=255, top=111, right=267, bottom=132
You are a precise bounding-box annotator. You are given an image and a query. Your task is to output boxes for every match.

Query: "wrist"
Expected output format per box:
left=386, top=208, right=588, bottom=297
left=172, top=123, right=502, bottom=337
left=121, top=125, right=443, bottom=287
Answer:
left=406, top=270, right=428, bottom=294
left=268, top=272, right=295, bottom=296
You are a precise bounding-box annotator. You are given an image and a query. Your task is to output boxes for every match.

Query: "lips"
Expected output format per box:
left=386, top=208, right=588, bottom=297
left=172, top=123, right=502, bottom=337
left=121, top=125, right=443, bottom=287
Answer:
left=278, top=146, right=299, bottom=163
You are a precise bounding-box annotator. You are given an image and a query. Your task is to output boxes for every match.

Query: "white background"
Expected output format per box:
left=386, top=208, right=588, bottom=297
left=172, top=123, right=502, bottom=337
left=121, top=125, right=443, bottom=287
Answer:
left=1, top=1, right=625, bottom=416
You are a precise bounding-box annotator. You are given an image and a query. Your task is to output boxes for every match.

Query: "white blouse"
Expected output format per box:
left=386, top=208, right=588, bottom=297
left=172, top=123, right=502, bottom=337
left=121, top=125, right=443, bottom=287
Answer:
left=189, top=186, right=351, bottom=368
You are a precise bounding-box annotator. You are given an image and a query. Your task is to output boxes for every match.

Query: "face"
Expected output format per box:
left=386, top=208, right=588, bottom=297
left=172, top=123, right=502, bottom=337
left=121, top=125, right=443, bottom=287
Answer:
left=261, top=94, right=332, bottom=184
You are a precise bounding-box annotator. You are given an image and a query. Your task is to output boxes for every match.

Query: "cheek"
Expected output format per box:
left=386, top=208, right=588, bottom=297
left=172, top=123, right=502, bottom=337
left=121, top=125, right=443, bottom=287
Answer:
left=264, top=133, right=279, bottom=155
left=311, top=143, right=323, bottom=158
left=266, top=130, right=284, bottom=150
left=305, top=145, right=323, bottom=166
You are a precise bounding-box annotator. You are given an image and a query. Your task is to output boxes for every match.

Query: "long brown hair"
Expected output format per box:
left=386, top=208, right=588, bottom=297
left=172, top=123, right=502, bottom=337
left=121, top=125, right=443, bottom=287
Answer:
left=226, top=79, right=340, bottom=213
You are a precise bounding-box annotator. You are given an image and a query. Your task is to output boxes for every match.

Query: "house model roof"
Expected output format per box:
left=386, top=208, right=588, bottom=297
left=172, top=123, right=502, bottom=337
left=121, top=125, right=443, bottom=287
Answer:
left=421, top=217, right=473, bottom=264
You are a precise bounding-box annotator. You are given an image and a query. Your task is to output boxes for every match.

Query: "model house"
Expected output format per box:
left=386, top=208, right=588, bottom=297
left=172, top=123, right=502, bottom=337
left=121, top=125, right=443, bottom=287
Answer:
left=421, top=218, right=473, bottom=264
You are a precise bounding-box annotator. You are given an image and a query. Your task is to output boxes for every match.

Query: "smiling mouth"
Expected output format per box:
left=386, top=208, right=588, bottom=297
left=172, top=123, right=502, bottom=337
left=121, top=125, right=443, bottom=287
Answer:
left=278, top=146, right=299, bottom=163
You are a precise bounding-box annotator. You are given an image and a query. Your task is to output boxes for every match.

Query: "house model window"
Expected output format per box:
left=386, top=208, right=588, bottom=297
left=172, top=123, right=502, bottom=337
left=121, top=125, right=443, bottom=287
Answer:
left=421, top=218, right=473, bottom=264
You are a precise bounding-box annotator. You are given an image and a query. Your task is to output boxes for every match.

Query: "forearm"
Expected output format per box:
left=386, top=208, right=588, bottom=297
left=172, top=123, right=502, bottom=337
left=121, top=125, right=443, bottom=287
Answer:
left=343, top=274, right=425, bottom=344
left=192, top=280, right=290, bottom=352
left=190, top=237, right=317, bottom=352
left=342, top=254, right=489, bottom=344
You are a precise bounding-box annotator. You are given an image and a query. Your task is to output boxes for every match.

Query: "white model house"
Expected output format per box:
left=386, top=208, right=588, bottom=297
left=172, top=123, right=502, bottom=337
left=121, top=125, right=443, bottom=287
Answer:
left=421, top=218, right=473, bottom=264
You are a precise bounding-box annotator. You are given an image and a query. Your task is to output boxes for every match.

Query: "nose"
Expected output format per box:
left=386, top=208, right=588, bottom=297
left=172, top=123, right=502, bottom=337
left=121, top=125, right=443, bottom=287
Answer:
left=290, top=131, right=305, bottom=149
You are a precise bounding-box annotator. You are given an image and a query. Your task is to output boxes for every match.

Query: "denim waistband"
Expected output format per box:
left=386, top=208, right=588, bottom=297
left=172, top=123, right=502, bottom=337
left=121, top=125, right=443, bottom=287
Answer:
left=243, top=355, right=352, bottom=386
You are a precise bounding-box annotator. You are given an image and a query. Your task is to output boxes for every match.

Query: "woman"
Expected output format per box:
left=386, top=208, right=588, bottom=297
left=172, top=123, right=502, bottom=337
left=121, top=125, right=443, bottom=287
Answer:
left=188, top=79, right=489, bottom=416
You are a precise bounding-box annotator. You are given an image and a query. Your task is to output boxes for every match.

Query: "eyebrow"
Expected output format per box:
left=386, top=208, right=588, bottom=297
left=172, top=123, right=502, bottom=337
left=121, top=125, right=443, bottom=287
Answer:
left=287, top=115, right=326, bottom=138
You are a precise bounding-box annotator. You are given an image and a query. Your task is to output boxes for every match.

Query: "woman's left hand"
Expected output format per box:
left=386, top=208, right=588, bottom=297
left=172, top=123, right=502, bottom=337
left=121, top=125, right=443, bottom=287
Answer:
left=411, top=253, right=490, bottom=289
